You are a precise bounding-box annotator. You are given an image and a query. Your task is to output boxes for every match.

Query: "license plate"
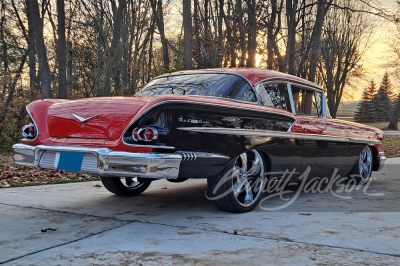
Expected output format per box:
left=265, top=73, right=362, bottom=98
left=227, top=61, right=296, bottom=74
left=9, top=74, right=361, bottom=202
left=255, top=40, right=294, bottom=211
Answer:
left=57, top=151, right=85, bottom=172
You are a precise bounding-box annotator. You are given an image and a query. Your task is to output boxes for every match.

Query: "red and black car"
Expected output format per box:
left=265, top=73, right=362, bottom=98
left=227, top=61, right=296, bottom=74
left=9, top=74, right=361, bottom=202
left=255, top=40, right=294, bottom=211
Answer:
left=13, top=68, right=386, bottom=213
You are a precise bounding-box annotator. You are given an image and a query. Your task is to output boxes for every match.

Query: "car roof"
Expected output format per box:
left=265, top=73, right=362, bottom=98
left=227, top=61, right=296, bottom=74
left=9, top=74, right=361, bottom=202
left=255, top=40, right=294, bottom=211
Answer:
left=159, top=68, right=324, bottom=92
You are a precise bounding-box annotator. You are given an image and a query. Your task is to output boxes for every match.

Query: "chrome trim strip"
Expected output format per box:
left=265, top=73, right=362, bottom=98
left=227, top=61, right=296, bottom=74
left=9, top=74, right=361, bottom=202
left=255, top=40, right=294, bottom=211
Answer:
left=72, top=113, right=102, bottom=123
left=124, top=144, right=176, bottom=149
left=177, top=127, right=382, bottom=145
left=13, top=144, right=182, bottom=179
left=22, top=106, right=39, bottom=142
left=322, top=93, right=327, bottom=118
left=122, top=100, right=296, bottom=149
left=286, top=82, right=296, bottom=115
left=254, top=77, right=324, bottom=92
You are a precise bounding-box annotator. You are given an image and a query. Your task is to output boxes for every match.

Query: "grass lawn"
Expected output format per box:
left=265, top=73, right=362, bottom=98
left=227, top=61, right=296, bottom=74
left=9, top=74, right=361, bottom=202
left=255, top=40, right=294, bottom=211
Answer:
left=337, top=118, right=400, bottom=131
left=336, top=109, right=357, bottom=118
left=382, top=136, right=400, bottom=158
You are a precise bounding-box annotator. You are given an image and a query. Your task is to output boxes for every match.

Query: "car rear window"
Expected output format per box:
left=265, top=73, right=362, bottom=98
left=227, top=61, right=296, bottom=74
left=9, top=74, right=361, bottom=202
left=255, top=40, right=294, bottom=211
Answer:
left=136, top=73, right=257, bottom=103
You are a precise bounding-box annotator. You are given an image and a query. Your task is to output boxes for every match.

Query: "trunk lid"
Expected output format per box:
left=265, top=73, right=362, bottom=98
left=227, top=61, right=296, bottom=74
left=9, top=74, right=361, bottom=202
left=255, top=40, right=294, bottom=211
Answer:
left=47, top=97, right=151, bottom=139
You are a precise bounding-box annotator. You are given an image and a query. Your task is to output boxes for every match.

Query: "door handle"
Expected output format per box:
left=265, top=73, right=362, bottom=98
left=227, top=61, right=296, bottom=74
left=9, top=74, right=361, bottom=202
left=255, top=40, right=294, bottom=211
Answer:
left=302, top=120, right=311, bottom=124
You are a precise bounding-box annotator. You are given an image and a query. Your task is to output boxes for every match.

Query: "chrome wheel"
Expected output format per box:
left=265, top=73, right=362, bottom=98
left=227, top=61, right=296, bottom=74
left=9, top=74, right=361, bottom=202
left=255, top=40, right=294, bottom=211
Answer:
left=124, top=177, right=144, bottom=189
left=232, top=150, right=265, bottom=207
left=100, top=176, right=152, bottom=196
left=357, top=146, right=372, bottom=181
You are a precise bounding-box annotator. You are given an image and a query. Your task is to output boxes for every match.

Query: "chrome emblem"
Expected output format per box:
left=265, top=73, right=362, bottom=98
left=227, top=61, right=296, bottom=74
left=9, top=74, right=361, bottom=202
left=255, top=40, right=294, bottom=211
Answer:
left=72, top=114, right=101, bottom=122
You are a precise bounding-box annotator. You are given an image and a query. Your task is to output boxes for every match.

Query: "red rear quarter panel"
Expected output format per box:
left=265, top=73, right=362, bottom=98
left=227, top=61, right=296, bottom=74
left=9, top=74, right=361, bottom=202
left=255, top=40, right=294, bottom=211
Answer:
left=23, top=95, right=295, bottom=152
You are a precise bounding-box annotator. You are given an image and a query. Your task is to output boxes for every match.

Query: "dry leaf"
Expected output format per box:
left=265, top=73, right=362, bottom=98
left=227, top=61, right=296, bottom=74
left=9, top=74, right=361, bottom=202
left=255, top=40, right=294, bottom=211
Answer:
left=41, top=228, right=58, bottom=232
left=299, top=212, right=312, bottom=216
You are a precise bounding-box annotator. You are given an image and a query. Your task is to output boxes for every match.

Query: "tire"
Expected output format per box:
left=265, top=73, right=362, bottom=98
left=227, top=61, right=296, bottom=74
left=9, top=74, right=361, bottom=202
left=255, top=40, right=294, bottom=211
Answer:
left=100, top=176, right=152, bottom=196
left=347, top=146, right=373, bottom=185
left=207, top=150, right=266, bottom=213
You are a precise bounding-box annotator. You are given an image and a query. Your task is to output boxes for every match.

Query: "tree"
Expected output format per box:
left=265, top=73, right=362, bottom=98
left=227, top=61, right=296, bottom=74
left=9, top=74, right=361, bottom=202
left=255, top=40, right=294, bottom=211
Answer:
left=26, top=0, right=52, bottom=98
left=319, top=0, right=371, bottom=118
left=247, top=0, right=256, bottom=68
left=388, top=94, right=400, bottom=130
left=308, top=0, right=333, bottom=82
left=354, top=79, right=377, bottom=122
left=183, top=0, right=193, bottom=70
left=380, top=71, right=394, bottom=101
left=57, top=0, right=67, bottom=99
left=373, top=73, right=394, bottom=121
left=102, top=0, right=127, bottom=96
left=150, top=0, right=169, bottom=71
left=374, top=87, right=391, bottom=121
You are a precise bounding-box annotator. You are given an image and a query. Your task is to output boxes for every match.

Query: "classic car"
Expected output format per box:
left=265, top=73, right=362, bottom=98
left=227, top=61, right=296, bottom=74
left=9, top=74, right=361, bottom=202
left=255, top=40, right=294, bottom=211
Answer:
left=13, top=68, right=386, bottom=213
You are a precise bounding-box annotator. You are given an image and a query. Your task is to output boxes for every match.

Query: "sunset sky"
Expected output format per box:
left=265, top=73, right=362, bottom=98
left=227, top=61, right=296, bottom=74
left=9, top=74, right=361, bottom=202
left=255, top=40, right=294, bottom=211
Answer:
left=162, top=1, right=399, bottom=101
left=356, top=0, right=399, bottom=101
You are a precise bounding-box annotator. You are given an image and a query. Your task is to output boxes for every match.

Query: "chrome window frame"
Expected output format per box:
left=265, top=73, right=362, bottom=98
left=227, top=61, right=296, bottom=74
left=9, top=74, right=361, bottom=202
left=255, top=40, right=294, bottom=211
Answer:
left=254, top=78, right=326, bottom=118
left=254, top=80, right=294, bottom=114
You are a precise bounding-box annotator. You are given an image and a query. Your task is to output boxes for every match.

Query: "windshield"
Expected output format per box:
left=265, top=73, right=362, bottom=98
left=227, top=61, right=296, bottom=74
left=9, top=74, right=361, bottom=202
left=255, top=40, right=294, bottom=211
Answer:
left=136, top=73, right=257, bottom=103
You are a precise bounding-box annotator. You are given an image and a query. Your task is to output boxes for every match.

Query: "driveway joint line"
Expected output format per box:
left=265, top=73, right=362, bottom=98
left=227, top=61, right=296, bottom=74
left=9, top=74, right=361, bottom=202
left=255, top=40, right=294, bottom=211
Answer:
left=0, top=221, right=135, bottom=265
left=138, top=220, right=400, bottom=258
left=0, top=202, right=138, bottom=222
left=2, top=202, right=400, bottom=261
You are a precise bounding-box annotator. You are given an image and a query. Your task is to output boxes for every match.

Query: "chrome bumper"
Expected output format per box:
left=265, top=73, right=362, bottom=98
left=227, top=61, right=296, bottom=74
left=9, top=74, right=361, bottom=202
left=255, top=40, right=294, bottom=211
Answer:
left=13, top=144, right=182, bottom=179
left=378, top=152, right=387, bottom=171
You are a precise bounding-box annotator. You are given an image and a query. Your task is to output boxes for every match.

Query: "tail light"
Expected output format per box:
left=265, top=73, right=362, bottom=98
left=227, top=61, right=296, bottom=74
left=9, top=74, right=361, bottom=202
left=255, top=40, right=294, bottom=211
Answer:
left=132, top=127, right=158, bottom=142
left=132, top=128, right=140, bottom=141
left=144, top=128, right=158, bottom=141
left=22, top=124, right=37, bottom=139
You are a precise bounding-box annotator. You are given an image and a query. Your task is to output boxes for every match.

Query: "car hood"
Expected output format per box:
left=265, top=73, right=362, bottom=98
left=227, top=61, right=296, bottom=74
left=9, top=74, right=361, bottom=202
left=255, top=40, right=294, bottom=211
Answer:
left=47, top=97, right=153, bottom=139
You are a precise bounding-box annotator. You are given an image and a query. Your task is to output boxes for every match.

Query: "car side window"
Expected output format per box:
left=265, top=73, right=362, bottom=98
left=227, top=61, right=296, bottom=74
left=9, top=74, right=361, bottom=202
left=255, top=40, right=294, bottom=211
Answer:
left=230, top=82, right=258, bottom=102
left=255, top=83, right=292, bottom=112
left=291, top=86, right=323, bottom=117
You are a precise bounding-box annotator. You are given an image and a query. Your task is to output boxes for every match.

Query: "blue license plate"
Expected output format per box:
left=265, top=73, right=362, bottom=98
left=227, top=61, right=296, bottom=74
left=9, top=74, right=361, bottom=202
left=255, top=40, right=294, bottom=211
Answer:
left=57, top=151, right=85, bottom=172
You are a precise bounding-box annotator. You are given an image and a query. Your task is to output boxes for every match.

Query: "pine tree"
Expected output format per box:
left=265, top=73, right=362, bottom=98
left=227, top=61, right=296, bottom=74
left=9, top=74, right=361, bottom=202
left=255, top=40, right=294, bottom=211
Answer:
left=374, top=87, right=391, bottom=121
left=374, top=72, right=394, bottom=122
left=355, top=80, right=377, bottom=122
left=380, top=71, right=394, bottom=101
left=388, top=93, right=400, bottom=130
left=366, top=79, right=378, bottom=122
left=354, top=94, right=369, bottom=123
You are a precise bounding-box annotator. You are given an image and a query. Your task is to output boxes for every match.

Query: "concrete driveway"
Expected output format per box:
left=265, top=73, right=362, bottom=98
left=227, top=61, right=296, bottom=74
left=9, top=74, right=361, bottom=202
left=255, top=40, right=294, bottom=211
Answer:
left=1, top=158, right=400, bottom=265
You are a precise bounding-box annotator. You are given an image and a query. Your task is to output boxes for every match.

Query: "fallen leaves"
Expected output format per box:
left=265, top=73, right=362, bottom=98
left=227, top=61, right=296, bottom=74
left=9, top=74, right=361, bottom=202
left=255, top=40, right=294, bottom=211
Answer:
left=93, top=184, right=102, bottom=187
left=299, top=212, right=312, bottom=216
left=0, top=152, right=99, bottom=188
left=41, top=228, right=58, bottom=233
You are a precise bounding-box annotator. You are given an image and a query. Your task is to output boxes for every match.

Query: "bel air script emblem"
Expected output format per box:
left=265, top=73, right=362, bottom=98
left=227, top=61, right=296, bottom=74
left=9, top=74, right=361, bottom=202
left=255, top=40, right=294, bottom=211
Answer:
left=72, top=114, right=101, bottom=128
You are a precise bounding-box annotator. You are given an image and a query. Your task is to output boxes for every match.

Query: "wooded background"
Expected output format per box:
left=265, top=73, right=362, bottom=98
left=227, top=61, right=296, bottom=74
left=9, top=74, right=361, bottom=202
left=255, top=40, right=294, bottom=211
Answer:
left=0, top=0, right=399, bottom=150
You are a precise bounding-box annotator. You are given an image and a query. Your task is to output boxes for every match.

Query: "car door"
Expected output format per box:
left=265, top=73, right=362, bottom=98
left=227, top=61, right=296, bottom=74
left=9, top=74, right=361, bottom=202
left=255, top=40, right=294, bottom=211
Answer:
left=255, top=82, right=303, bottom=174
left=290, top=86, right=348, bottom=177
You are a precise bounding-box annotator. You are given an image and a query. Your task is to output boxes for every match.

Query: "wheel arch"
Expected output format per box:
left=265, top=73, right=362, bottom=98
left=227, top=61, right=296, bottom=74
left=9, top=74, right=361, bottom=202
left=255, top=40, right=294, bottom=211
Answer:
left=369, top=145, right=379, bottom=171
